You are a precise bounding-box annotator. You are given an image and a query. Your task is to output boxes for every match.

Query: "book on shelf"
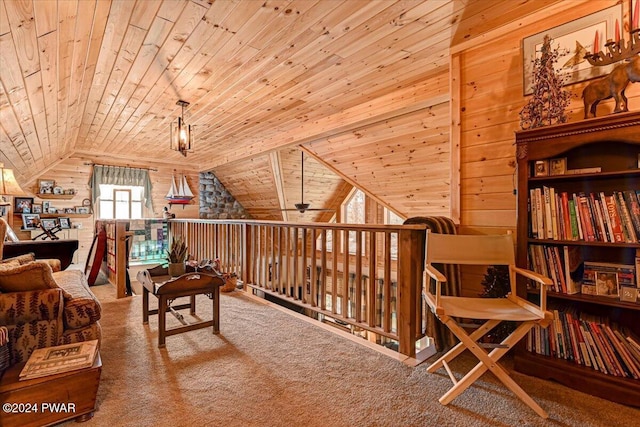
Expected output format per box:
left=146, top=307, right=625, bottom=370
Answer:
left=526, top=303, right=640, bottom=379
left=617, top=191, right=638, bottom=243
left=19, top=340, right=98, bottom=380
left=565, top=167, right=602, bottom=175
left=529, top=187, right=639, bottom=243
left=528, top=244, right=582, bottom=294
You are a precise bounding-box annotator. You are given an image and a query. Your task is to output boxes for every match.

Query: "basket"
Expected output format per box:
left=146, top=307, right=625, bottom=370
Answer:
left=221, top=275, right=237, bottom=293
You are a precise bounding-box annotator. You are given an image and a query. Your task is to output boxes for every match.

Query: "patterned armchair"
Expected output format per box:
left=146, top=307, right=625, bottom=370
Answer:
left=0, top=219, right=101, bottom=367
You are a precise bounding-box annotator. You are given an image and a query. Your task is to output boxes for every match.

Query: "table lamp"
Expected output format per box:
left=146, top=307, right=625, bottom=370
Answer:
left=0, top=163, right=26, bottom=205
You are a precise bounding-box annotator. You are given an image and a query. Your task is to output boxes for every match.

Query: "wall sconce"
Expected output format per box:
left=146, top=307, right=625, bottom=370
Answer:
left=0, top=163, right=25, bottom=204
left=170, top=100, right=193, bottom=157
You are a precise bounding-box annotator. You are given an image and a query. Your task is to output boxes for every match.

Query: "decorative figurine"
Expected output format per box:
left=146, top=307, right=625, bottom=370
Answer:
left=582, top=56, right=640, bottom=118
left=163, top=206, right=175, bottom=219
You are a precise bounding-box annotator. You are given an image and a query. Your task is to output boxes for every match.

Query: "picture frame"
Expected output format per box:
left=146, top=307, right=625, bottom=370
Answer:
left=58, top=217, right=71, bottom=229
left=522, top=5, right=621, bottom=95
left=595, top=271, right=619, bottom=297
left=620, top=286, right=638, bottom=303
left=14, top=197, right=34, bottom=214
left=32, top=203, right=43, bottom=214
left=64, top=208, right=75, bottom=214
left=21, top=213, right=41, bottom=230
left=37, top=179, right=55, bottom=194
left=76, top=207, right=89, bottom=214
left=549, top=157, right=567, bottom=175
left=43, top=201, right=50, bottom=213
left=40, top=218, right=57, bottom=230
left=533, top=160, right=549, bottom=177
left=47, top=207, right=58, bottom=214
left=53, top=186, right=64, bottom=195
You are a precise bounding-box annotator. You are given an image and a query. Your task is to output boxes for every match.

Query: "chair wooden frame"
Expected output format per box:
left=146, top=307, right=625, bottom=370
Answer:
left=423, top=230, right=554, bottom=418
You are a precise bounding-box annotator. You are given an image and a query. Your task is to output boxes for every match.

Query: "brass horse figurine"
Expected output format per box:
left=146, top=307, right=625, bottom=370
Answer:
left=582, top=56, right=640, bottom=119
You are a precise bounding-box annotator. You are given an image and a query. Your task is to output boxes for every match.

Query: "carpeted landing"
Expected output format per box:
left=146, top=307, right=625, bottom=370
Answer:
left=65, top=284, right=639, bottom=427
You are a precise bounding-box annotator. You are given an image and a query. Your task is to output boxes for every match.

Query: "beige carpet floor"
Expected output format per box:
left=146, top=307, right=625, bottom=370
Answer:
left=68, top=283, right=639, bottom=427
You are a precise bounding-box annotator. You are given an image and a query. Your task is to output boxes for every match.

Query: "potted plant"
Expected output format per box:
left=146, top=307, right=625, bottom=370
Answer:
left=166, top=235, right=188, bottom=277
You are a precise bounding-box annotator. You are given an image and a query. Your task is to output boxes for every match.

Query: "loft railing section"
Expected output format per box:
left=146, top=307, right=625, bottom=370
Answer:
left=168, top=219, right=425, bottom=357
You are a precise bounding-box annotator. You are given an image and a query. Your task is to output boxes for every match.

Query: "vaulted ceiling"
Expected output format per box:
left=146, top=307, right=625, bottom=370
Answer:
left=0, top=0, right=559, bottom=219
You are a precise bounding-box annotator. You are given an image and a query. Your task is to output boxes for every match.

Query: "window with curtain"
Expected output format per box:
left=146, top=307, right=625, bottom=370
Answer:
left=89, top=165, right=153, bottom=219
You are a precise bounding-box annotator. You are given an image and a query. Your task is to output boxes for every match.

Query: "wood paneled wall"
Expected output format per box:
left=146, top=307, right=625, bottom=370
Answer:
left=457, top=0, right=640, bottom=296
left=14, top=154, right=200, bottom=266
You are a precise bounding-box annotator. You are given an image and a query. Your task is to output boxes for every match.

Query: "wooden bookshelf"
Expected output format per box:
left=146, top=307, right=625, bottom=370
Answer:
left=514, top=112, right=640, bottom=407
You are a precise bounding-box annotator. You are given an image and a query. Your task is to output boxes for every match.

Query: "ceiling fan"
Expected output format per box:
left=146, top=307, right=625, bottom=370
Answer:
left=281, top=151, right=334, bottom=214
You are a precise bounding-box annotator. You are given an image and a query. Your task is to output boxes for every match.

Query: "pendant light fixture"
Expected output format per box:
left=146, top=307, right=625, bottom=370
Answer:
left=170, top=100, right=193, bottom=157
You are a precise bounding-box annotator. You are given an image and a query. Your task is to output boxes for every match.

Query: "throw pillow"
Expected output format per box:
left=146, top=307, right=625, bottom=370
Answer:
left=0, top=253, right=36, bottom=265
left=0, top=260, right=71, bottom=298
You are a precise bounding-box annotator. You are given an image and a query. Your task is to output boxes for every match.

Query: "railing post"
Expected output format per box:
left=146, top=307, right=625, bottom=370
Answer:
left=397, top=228, right=423, bottom=358
left=242, top=223, right=251, bottom=291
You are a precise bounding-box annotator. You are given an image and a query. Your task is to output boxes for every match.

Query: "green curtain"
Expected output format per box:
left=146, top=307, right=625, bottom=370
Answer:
left=89, top=165, right=154, bottom=210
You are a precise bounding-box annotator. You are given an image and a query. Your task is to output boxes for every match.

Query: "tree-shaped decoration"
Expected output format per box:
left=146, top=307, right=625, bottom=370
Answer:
left=520, top=35, right=572, bottom=130
left=479, top=265, right=516, bottom=343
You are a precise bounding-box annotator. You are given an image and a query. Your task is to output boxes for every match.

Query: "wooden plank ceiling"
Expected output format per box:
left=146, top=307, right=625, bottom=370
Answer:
left=0, top=0, right=558, bottom=220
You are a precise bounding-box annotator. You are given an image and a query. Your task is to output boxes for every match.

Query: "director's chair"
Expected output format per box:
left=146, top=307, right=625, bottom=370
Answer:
left=422, top=231, right=554, bottom=418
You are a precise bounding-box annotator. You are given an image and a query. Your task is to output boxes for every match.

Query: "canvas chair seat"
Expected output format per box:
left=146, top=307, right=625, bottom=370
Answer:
left=425, top=295, right=543, bottom=321
left=422, top=230, right=553, bottom=418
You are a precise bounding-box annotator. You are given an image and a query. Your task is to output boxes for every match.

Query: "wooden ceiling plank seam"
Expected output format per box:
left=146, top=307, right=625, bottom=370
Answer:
left=0, top=88, right=31, bottom=175
left=89, top=11, right=180, bottom=146
left=130, top=0, right=163, bottom=31
left=102, top=0, right=212, bottom=154
left=102, top=1, right=235, bottom=142
left=4, top=0, right=40, bottom=77
left=0, top=1, right=10, bottom=37
left=313, top=0, right=432, bottom=60
left=23, top=71, right=51, bottom=163
left=0, top=32, right=43, bottom=170
left=66, top=0, right=112, bottom=152
left=77, top=0, right=136, bottom=143
left=36, top=30, right=58, bottom=160
left=55, top=0, right=79, bottom=156
left=107, top=1, right=268, bottom=148
left=32, top=0, right=57, bottom=37
left=89, top=24, right=153, bottom=145
left=61, top=0, right=98, bottom=155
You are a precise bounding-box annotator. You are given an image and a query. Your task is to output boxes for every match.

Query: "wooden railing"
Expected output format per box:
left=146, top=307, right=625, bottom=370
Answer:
left=169, top=219, right=426, bottom=357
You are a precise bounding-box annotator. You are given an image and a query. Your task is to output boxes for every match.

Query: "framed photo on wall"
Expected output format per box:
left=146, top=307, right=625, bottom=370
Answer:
left=58, top=217, right=71, bottom=229
left=22, top=213, right=40, bottom=230
left=40, top=218, right=57, bottom=230
left=522, top=5, right=621, bottom=95
left=37, top=179, right=55, bottom=194
left=549, top=158, right=567, bottom=175
left=14, top=197, right=34, bottom=213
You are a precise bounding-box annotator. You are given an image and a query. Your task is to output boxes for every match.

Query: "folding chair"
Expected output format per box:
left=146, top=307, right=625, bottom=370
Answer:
left=422, top=230, right=554, bottom=418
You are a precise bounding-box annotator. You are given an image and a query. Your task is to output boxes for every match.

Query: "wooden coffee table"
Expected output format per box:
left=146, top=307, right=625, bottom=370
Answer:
left=137, top=269, right=225, bottom=348
left=0, top=352, right=101, bottom=426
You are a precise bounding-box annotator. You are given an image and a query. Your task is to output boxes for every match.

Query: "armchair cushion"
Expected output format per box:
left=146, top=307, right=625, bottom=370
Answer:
left=53, top=270, right=101, bottom=329
left=0, top=260, right=71, bottom=298
left=0, top=253, right=35, bottom=265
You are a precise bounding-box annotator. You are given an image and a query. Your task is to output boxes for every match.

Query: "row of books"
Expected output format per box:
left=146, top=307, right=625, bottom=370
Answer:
left=528, top=245, right=584, bottom=294
left=526, top=307, right=640, bottom=379
left=529, top=187, right=640, bottom=243
left=528, top=245, right=639, bottom=297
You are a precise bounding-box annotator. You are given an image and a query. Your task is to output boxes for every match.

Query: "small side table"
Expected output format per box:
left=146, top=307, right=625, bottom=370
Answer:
left=137, top=269, right=225, bottom=348
left=0, top=352, right=101, bottom=426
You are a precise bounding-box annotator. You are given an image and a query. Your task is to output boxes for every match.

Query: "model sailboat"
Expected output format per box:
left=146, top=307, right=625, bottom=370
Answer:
left=165, top=175, right=194, bottom=205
